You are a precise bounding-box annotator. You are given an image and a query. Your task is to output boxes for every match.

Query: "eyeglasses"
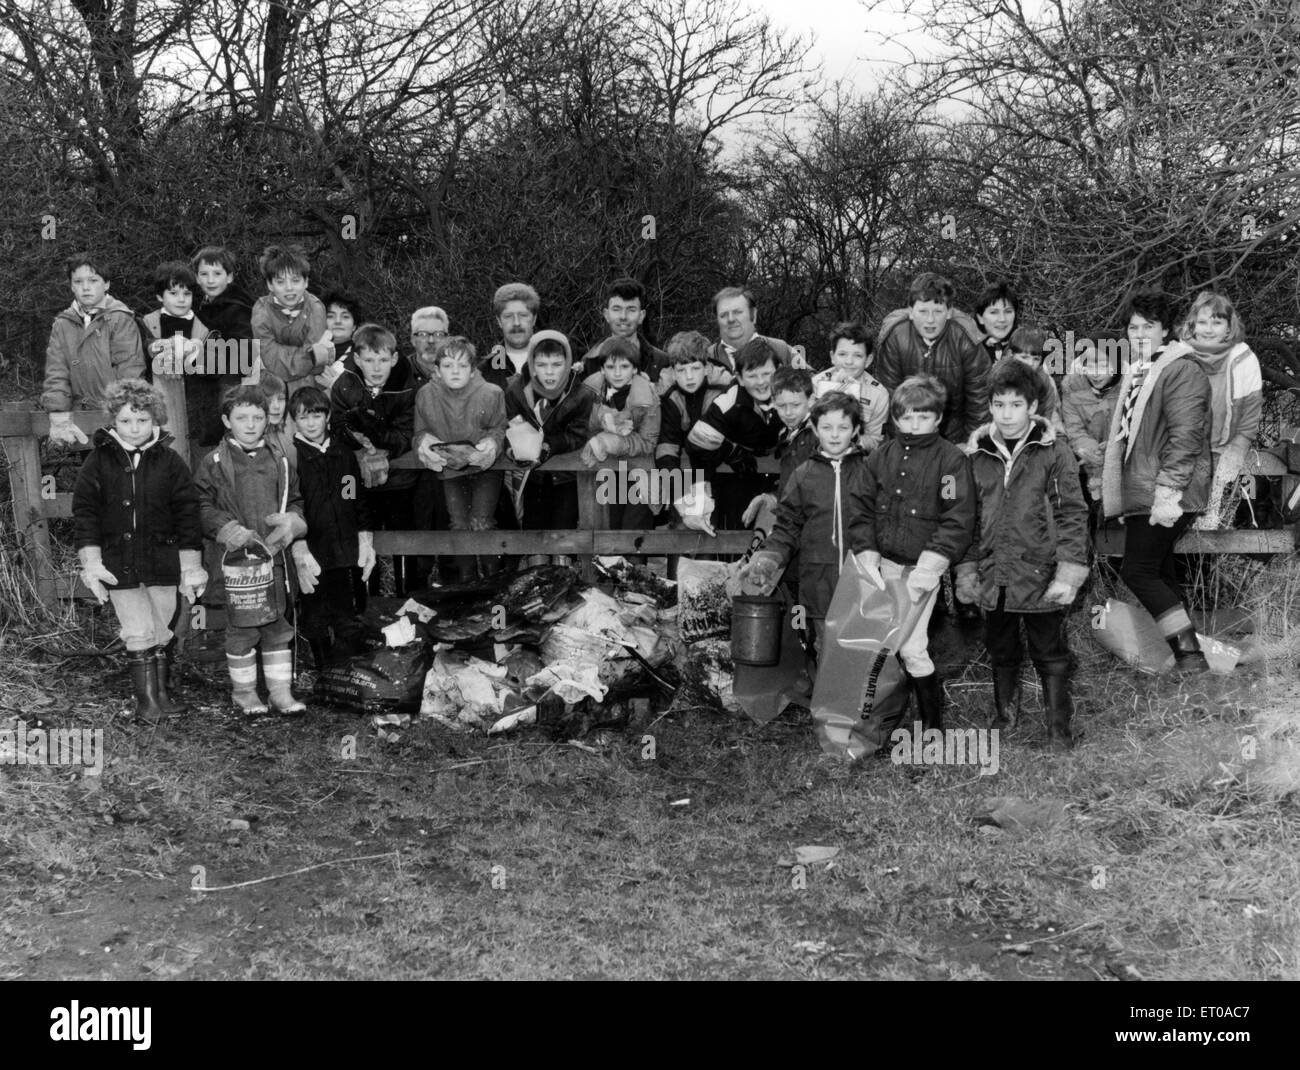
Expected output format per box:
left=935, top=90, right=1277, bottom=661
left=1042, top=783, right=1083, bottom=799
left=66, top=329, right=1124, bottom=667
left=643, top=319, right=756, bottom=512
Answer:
left=412, top=330, right=448, bottom=340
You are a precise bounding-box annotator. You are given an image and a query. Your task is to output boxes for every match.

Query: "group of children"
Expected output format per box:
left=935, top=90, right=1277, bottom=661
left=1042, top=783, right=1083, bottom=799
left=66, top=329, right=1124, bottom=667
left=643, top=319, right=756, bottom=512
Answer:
left=53, top=246, right=1262, bottom=742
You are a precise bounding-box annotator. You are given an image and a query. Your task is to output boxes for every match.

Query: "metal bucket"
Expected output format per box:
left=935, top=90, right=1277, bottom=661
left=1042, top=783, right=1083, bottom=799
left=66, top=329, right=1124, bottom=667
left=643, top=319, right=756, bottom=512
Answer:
left=222, top=542, right=278, bottom=628
left=731, top=595, right=784, bottom=666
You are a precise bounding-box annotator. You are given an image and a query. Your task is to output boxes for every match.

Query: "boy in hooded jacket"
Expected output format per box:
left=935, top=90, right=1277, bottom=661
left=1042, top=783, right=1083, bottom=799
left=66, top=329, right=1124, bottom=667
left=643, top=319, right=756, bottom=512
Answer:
left=957, top=360, right=1090, bottom=749
left=503, top=330, right=597, bottom=537
left=44, top=253, right=147, bottom=446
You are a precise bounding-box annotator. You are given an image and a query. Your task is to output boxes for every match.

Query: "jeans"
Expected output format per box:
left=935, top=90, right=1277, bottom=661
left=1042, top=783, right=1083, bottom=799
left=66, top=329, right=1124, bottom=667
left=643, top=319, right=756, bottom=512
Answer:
left=442, top=470, right=503, bottom=529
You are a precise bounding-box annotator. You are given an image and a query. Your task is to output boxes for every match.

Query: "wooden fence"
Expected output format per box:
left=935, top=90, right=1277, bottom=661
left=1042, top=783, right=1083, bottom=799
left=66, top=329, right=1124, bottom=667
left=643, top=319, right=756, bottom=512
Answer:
left=3, top=407, right=1296, bottom=606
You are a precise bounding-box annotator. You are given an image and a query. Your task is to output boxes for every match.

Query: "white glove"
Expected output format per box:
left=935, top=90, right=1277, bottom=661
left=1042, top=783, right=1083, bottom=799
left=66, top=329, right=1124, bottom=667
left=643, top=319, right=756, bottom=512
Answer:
left=1149, top=484, right=1183, bottom=527
left=48, top=411, right=88, bottom=446
left=178, top=549, right=207, bottom=602
left=742, top=493, right=777, bottom=528
left=906, top=550, right=948, bottom=601
left=675, top=489, right=716, bottom=537
left=317, top=358, right=347, bottom=389
left=292, top=542, right=323, bottom=594
left=742, top=551, right=783, bottom=595
left=312, top=331, right=335, bottom=365
left=77, top=546, right=117, bottom=604
left=417, top=437, right=446, bottom=471
left=855, top=549, right=884, bottom=589
left=358, top=531, right=376, bottom=582
left=1043, top=579, right=1077, bottom=605
left=471, top=438, right=498, bottom=469
left=581, top=437, right=608, bottom=466
left=264, top=511, right=307, bottom=554
left=360, top=448, right=390, bottom=488
left=955, top=568, right=980, bottom=606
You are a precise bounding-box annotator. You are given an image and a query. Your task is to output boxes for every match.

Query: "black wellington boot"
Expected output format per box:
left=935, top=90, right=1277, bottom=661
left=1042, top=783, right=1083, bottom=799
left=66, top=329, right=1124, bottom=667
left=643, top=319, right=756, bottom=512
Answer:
left=912, top=673, right=945, bottom=733
left=1036, top=664, right=1075, bottom=751
left=308, top=637, right=333, bottom=671
left=153, top=648, right=188, bottom=716
left=128, top=647, right=168, bottom=723
left=991, top=665, right=1021, bottom=729
left=1167, top=628, right=1210, bottom=674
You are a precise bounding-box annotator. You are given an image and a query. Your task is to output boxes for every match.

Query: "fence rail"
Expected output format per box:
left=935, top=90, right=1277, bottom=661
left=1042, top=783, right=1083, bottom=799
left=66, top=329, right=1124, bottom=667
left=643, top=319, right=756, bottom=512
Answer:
left=3, top=407, right=1295, bottom=606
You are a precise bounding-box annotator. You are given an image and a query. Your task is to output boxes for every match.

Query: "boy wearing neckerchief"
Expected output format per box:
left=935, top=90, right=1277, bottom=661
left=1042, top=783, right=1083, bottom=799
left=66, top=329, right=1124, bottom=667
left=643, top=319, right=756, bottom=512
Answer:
left=43, top=253, right=147, bottom=446
left=249, top=244, right=333, bottom=397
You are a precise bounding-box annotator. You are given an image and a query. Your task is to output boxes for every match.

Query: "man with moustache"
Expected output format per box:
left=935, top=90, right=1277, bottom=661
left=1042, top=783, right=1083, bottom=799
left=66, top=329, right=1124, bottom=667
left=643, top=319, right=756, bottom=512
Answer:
left=482, top=283, right=540, bottom=392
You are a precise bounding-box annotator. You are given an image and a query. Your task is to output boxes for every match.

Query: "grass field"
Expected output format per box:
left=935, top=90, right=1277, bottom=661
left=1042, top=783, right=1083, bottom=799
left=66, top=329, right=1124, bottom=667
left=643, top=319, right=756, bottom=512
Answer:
left=2, top=568, right=1297, bottom=981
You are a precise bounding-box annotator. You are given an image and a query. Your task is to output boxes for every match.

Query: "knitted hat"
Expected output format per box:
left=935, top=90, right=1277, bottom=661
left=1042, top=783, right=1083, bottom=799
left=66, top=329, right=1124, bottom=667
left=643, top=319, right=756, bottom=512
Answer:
left=527, top=329, right=573, bottom=371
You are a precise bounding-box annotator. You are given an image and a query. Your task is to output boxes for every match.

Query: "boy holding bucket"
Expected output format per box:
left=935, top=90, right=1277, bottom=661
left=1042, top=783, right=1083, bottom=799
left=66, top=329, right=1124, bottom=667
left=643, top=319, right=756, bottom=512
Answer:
left=194, top=384, right=308, bottom=714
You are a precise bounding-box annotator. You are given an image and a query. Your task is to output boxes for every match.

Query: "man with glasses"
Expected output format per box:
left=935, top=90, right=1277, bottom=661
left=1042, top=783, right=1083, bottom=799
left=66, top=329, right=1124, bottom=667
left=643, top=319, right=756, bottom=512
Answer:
left=408, top=306, right=451, bottom=387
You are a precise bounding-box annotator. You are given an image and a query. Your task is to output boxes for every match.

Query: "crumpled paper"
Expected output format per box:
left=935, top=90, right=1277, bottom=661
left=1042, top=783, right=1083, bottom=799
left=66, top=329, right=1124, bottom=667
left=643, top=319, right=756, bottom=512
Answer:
left=382, top=616, right=418, bottom=647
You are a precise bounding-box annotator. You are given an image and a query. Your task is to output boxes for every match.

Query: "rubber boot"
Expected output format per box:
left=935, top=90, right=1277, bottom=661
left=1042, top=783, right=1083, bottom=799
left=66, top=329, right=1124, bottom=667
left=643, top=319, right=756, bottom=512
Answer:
left=263, top=647, right=306, bottom=714
left=991, top=665, right=1021, bottom=729
left=153, top=647, right=188, bottom=716
left=227, top=651, right=268, bottom=714
left=1167, top=628, right=1210, bottom=674
left=307, top=636, right=333, bottom=671
left=1036, top=663, right=1074, bottom=751
left=912, top=673, right=944, bottom=732
left=127, top=647, right=168, bottom=723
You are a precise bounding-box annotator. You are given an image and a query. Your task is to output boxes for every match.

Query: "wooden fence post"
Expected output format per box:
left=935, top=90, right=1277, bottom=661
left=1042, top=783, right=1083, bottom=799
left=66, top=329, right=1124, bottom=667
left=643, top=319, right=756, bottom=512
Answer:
left=2, top=431, right=56, bottom=605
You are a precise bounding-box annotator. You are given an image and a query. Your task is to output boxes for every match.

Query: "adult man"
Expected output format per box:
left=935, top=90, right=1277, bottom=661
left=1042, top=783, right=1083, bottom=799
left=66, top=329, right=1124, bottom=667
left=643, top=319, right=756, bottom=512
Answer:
left=711, top=286, right=793, bottom=376
left=482, top=283, right=539, bottom=392
left=579, top=277, right=669, bottom=387
left=407, top=305, right=450, bottom=387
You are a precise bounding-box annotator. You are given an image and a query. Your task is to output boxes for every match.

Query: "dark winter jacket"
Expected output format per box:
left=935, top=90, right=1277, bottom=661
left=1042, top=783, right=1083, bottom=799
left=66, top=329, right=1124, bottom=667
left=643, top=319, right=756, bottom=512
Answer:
left=503, top=367, right=597, bottom=459
left=655, top=381, right=722, bottom=472
left=959, top=417, right=1090, bottom=612
left=776, top=420, right=818, bottom=496
left=71, top=428, right=203, bottom=587
left=687, top=383, right=783, bottom=472
left=761, top=450, right=869, bottom=619
left=1100, top=347, right=1212, bottom=519
left=875, top=318, right=991, bottom=443
left=294, top=434, right=373, bottom=571
left=849, top=429, right=975, bottom=567
left=42, top=297, right=146, bottom=412
left=329, top=354, right=417, bottom=457
left=196, top=283, right=255, bottom=344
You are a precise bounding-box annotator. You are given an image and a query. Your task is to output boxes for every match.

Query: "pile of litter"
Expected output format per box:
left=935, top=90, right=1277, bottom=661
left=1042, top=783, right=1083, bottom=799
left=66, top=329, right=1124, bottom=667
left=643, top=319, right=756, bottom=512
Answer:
left=312, top=557, right=753, bottom=739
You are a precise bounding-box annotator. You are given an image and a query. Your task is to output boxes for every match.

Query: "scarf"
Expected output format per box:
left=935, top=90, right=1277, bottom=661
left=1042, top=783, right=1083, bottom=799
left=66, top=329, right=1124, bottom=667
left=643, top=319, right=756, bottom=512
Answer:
left=271, top=299, right=303, bottom=320
left=293, top=433, right=331, bottom=454
left=108, top=427, right=161, bottom=468
left=527, top=375, right=567, bottom=425
left=603, top=381, right=632, bottom=411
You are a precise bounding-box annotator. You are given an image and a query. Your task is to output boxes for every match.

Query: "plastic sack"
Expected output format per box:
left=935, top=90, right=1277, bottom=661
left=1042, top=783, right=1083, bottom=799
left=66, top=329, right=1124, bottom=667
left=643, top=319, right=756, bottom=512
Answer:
left=676, top=558, right=738, bottom=643
left=811, top=555, right=929, bottom=760
left=315, top=645, right=433, bottom=714
left=1089, top=599, right=1241, bottom=674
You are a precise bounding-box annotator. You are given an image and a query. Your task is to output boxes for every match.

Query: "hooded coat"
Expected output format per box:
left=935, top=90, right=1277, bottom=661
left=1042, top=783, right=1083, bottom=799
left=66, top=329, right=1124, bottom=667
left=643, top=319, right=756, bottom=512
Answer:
left=958, top=416, right=1090, bottom=612
left=412, top=370, right=509, bottom=477
left=761, top=449, right=871, bottom=619
left=42, top=297, right=146, bottom=412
